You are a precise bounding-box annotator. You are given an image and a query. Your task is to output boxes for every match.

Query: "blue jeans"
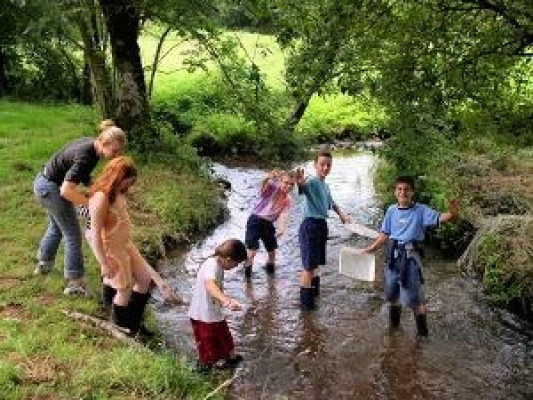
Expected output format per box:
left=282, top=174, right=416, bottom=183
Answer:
left=383, top=256, right=425, bottom=308
left=34, top=174, right=84, bottom=280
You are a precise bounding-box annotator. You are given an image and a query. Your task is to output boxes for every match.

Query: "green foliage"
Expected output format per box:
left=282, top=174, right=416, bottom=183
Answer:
left=298, top=94, right=388, bottom=143
left=479, top=233, right=526, bottom=306
left=0, top=361, right=21, bottom=395
left=187, top=113, right=258, bottom=156
left=142, top=171, right=225, bottom=237
left=1, top=0, right=88, bottom=102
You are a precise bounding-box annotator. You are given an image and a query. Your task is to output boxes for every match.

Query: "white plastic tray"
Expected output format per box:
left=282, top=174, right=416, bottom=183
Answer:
left=339, top=246, right=376, bottom=281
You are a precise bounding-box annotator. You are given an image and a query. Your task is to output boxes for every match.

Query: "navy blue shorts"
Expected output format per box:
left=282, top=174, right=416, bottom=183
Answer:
left=299, top=217, right=328, bottom=270
left=384, top=256, right=425, bottom=307
left=245, top=214, right=277, bottom=252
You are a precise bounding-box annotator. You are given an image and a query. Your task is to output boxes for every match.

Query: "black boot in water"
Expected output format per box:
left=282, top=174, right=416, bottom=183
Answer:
left=415, top=313, right=429, bottom=337
left=389, top=304, right=402, bottom=329
left=300, top=287, right=315, bottom=311
left=264, top=263, right=275, bottom=275
left=244, top=265, right=252, bottom=280
left=311, top=276, right=320, bottom=297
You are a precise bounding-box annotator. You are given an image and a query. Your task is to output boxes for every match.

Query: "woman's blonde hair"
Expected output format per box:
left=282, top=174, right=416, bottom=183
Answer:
left=97, top=119, right=126, bottom=146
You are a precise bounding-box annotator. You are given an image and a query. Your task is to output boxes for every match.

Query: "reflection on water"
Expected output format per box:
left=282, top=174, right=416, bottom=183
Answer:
left=154, top=154, right=532, bottom=399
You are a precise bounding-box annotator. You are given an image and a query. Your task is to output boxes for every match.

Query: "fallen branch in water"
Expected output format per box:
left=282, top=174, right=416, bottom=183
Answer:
left=61, top=310, right=147, bottom=351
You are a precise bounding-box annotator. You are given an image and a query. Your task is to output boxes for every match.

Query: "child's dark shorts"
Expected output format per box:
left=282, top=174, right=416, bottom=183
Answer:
left=245, top=214, right=277, bottom=252
left=299, top=217, right=328, bottom=270
left=384, top=255, right=425, bottom=307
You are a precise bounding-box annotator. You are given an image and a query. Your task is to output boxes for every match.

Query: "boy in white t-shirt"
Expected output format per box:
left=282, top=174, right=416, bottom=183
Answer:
left=188, top=239, right=248, bottom=372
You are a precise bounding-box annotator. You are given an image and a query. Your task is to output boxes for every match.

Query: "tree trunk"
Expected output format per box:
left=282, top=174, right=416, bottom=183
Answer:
left=148, top=26, right=171, bottom=100
left=76, top=1, right=115, bottom=117
left=80, top=60, right=94, bottom=106
left=98, top=0, right=149, bottom=131
left=285, top=95, right=311, bottom=133
left=0, top=46, right=9, bottom=96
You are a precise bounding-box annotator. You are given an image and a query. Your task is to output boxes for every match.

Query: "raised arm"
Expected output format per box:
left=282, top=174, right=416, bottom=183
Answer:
left=295, top=168, right=307, bottom=195
left=439, top=198, right=459, bottom=224
left=260, top=169, right=281, bottom=193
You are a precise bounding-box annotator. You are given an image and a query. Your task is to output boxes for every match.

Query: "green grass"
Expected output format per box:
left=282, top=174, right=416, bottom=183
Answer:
left=0, top=99, right=226, bottom=399
left=140, top=26, right=387, bottom=148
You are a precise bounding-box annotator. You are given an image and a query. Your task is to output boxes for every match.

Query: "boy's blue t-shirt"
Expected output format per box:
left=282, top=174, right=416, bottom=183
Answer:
left=301, top=176, right=334, bottom=219
left=381, top=203, right=440, bottom=243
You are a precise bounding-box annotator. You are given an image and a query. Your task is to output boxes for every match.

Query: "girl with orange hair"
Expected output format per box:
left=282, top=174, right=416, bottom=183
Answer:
left=88, top=156, right=181, bottom=334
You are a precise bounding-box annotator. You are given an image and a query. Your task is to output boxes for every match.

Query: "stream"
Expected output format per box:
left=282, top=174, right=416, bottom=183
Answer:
left=154, top=153, right=532, bottom=400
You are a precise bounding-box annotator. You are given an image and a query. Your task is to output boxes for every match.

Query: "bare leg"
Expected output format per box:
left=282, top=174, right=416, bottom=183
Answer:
left=266, top=250, right=276, bottom=265
left=113, top=288, right=133, bottom=307
left=246, top=249, right=257, bottom=267
left=300, top=269, right=314, bottom=287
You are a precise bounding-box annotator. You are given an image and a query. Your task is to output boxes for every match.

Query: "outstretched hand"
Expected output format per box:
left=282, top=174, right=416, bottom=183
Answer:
left=159, top=281, right=185, bottom=306
left=225, top=298, right=243, bottom=311
left=295, top=168, right=306, bottom=186
left=448, top=198, right=459, bottom=219
left=340, top=213, right=351, bottom=224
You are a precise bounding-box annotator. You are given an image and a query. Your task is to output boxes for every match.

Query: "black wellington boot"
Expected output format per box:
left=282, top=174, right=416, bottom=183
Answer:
left=390, top=304, right=402, bottom=329
left=311, top=276, right=320, bottom=297
left=415, top=313, right=429, bottom=337
left=112, top=304, right=132, bottom=332
left=129, top=291, right=153, bottom=336
left=300, top=287, right=316, bottom=311
left=244, top=265, right=252, bottom=280
left=264, top=263, right=275, bottom=275
left=102, top=284, right=116, bottom=311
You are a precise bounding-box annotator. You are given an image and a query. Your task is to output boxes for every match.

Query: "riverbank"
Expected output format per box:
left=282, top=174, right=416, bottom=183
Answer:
left=0, top=100, right=227, bottom=399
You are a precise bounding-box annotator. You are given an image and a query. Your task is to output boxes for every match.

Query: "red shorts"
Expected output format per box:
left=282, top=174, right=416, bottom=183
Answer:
left=190, top=319, right=234, bottom=365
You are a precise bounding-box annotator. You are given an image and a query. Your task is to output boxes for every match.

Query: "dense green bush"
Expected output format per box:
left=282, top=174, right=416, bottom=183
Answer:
left=8, top=44, right=86, bottom=103
left=475, top=220, right=533, bottom=319
left=186, top=113, right=258, bottom=156
left=297, top=95, right=388, bottom=144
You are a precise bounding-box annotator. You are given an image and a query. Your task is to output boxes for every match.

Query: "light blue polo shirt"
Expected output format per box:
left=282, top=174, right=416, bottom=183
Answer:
left=300, top=176, right=335, bottom=219
left=381, top=203, right=440, bottom=243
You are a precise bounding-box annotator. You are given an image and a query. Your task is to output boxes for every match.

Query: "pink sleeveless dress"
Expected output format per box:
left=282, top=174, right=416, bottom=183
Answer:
left=101, top=195, right=145, bottom=289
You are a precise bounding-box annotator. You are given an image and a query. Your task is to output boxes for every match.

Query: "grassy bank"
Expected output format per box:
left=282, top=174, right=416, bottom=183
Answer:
left=0, top=100, right=227, bottom=399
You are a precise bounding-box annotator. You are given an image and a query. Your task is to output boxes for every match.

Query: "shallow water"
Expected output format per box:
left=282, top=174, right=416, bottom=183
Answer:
left=154, top=154, right=532, bottom=400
